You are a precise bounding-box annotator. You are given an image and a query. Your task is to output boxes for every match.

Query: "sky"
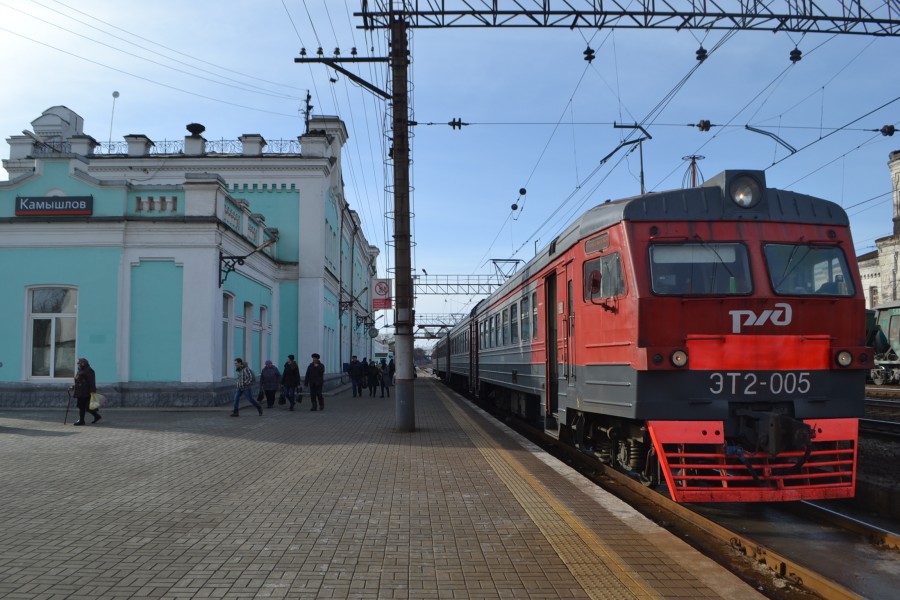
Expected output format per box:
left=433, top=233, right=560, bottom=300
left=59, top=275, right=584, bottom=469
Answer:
left=2, top=1, right=899, bottom=345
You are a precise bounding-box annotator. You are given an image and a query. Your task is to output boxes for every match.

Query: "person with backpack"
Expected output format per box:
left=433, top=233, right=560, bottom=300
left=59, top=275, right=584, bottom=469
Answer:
left=231, top=357, right=263, bottom=417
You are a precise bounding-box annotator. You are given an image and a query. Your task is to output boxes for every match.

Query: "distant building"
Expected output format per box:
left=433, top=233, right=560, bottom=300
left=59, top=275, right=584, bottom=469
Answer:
left=857, top=150, right=900, bottom=308
left=0, top=106, right=379, bottom=406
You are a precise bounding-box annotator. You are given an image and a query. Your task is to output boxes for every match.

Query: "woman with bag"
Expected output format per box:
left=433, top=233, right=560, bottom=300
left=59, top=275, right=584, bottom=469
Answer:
left=71, top=357, right=101, bottom=426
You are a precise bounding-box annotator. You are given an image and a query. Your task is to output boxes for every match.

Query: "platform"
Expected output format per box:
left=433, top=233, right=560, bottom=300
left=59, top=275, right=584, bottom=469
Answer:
left=0, top=377, right=763, bottom=599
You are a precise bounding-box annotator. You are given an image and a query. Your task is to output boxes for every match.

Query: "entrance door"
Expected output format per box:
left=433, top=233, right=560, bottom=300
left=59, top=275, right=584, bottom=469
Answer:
left=469, top=318, right=479, bottom=395
left=544, top=273, right=558, bottom=428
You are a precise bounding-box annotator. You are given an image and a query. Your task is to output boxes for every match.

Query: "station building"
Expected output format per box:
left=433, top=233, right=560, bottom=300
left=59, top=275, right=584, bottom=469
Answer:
left=0, top=106, right=381, bottom=406
left=857, top=149, right=900, bottom=308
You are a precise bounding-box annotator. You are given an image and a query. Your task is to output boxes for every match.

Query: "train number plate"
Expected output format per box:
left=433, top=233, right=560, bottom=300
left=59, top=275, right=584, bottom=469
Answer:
left=708, top=371, right=811, bottom=395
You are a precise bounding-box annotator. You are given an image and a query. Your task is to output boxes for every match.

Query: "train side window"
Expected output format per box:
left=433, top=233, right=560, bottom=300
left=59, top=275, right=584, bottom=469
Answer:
left=502, top=309, right=510, bottom=345
left=511, top=303, right=519, bottom=343
left=649, top=243, right=751, bottom=295
left=532, top=291, right=538, bottom=339
left=520, top=297, right=530, bottom=341
left=764, top=244, right=855, bottom=296
left=584, top=252, right=625, bottom=301
left=488, top=316, right=494, bottom=349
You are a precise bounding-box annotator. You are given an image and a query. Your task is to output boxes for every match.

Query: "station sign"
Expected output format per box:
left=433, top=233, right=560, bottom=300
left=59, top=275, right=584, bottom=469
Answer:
left=15, top=196, right=93, bottom=216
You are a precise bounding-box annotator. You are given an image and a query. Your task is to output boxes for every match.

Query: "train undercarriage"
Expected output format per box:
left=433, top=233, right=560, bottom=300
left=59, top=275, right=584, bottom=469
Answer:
left=464, top=378, right=858, bottom=502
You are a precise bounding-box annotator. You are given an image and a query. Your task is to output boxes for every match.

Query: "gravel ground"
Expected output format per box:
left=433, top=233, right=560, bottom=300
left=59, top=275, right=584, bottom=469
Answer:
left=858, top=436, right=900, bottom=490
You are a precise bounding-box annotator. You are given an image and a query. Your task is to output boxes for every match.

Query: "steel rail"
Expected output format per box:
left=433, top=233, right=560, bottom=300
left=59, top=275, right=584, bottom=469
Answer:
left=793, top=502, right=900, bottom=550
left=510, top=418, right=868, bottom=599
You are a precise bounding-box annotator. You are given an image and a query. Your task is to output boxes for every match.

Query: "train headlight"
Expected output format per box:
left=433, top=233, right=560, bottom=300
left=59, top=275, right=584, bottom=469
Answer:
left=836, top=350, right=852, bottom=367
left=671, top=350, right=688, bottom=368
left=728, top=174, right=762, bottom=208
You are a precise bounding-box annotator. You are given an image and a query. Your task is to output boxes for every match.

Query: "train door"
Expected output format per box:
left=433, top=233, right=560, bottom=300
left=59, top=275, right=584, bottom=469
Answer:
left=544, top=272, right=558, bottom=429
left=565, top=262, right=575, bottom=385
left=469, top=318, right=479, bottom=395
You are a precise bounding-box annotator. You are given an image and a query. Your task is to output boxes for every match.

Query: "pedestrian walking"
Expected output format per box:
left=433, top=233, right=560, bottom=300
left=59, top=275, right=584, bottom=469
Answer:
left=232, top=358, right=262, bottom=417
left=388, top=357, right=396, bottom=385
left=348, top=355, right=365, bottom=397
left=259, top=360, right=281, bottom=408
left=281, top=354, right=302, bottom=410
left=379, top=359, right=391, bottom=397
left=367, top=360, right=381, bottom=397
left=71, top=357, right=101, bottom=426
left=305, top=353, right=326, bottom=411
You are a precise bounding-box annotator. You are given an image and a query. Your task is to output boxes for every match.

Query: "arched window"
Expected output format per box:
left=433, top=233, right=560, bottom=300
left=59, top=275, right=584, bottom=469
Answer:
left=243, top=302, right=254, bottom=368
left=28, top=287, right=78, bottom=379
left=222, top=293, right=234, bottom=378
left=259, top=306, right=269, bottom=364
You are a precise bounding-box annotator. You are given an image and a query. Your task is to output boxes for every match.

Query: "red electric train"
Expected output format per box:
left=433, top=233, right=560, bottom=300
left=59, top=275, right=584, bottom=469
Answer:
left=434, top=170, right=870, bottom=502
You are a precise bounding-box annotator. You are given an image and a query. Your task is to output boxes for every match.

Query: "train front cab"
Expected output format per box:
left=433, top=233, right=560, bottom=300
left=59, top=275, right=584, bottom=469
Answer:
left=638, top=172, right=867, bottom=502
left=564, top=170, right=869, bottom=502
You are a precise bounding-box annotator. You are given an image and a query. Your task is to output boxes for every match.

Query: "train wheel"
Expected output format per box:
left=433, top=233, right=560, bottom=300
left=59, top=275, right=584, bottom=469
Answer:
left=872, top=369, right=886, bottom=386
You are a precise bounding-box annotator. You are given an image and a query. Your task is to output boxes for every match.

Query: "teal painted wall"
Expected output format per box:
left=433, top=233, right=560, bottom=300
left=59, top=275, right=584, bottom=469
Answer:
left=279, top=281, right=298, bottom=358
left=0, top=161, right=127, bottom=217
left=0, top=247, right=120, bottom=383
left=129, top=260, right=183, bottom=381
left=230, top=183, right=300, bottom=262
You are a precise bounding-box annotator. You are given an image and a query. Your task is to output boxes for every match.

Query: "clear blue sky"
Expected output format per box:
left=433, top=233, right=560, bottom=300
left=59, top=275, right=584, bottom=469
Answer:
left=3, top=1, right=899, bottom=341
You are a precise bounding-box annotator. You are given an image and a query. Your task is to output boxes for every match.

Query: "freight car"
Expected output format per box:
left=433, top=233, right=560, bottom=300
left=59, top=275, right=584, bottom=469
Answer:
left=869, top=301, right=900, bottom=385
left=433, top=170, right=869, bottom=502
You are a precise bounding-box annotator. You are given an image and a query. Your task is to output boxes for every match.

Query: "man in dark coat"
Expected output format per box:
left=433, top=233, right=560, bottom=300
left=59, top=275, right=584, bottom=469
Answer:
left=348, top=355, right=365, bottom=397
left=304, top=353, right=326, bottom=411
left=282, top=354, right=302, bottom=410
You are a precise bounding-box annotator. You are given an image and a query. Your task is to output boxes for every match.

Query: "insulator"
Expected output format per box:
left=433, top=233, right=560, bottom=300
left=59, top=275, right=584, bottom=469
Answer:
left=334, top=47, right=340, bottom=56
left=790, top=48, right=802, bottom=63
left=697, top=119, right=711, bottom=132
left=881, top=125, right=896, bottom=137
left=519, top=188, right=526, bottom=195
left=300, top=48, right=307, bottom=56
left=316, top=47, right=324, bottom=56
left=351, top=47, right=358, bottom=56
left=511, top=203, right=518, bottom=211
left=583, top=46, right=595, bottom=63
left=696, top=46, right=707, bottom=61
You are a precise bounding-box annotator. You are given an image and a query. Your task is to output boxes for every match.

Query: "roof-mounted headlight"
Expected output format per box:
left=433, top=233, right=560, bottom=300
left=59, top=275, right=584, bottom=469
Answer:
left=729, top=174, right=762, bottom=208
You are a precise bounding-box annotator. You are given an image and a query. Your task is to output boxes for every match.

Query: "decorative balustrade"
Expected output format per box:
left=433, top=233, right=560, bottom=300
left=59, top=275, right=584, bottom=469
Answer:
left=93, top=139, right=302, bottom=156
left=134, top=195, right=179, bottom=214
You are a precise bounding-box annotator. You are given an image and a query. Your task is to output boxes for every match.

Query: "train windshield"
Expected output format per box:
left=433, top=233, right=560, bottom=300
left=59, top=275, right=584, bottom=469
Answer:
left=649, top=243, right=751, bottom=295
left=764, top=244, right=855, bottom=296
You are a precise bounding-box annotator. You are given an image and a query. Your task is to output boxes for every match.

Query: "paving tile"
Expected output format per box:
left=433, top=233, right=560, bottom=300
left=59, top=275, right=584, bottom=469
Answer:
left=0, top=380, right=762, bottom=599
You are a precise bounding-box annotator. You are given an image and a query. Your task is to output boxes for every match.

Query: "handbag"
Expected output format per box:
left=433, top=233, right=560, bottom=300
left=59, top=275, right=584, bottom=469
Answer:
left=89, top=392, right=106, bottom=410
left=257, top=388, right=265, bottom=403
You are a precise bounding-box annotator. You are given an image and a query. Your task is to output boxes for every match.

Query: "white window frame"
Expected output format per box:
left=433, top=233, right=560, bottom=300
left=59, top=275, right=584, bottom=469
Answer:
left=26, top=286, right=78, bottom=380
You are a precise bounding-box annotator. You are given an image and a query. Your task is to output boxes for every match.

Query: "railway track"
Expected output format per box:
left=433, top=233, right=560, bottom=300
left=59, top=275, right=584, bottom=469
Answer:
left=860, top=418, right=900, bottom=441
left=477, top=401, right=900, bottom=599
left=864, top=396, right=900, bottom=422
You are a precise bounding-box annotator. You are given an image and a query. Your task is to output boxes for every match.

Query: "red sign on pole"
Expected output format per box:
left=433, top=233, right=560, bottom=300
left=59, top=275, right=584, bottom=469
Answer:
left=372, top=278, right=392, bottom=309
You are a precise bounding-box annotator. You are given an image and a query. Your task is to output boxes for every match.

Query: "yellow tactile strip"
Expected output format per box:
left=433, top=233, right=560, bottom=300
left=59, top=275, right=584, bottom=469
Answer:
left=434, top=386, right=659, bottom=600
